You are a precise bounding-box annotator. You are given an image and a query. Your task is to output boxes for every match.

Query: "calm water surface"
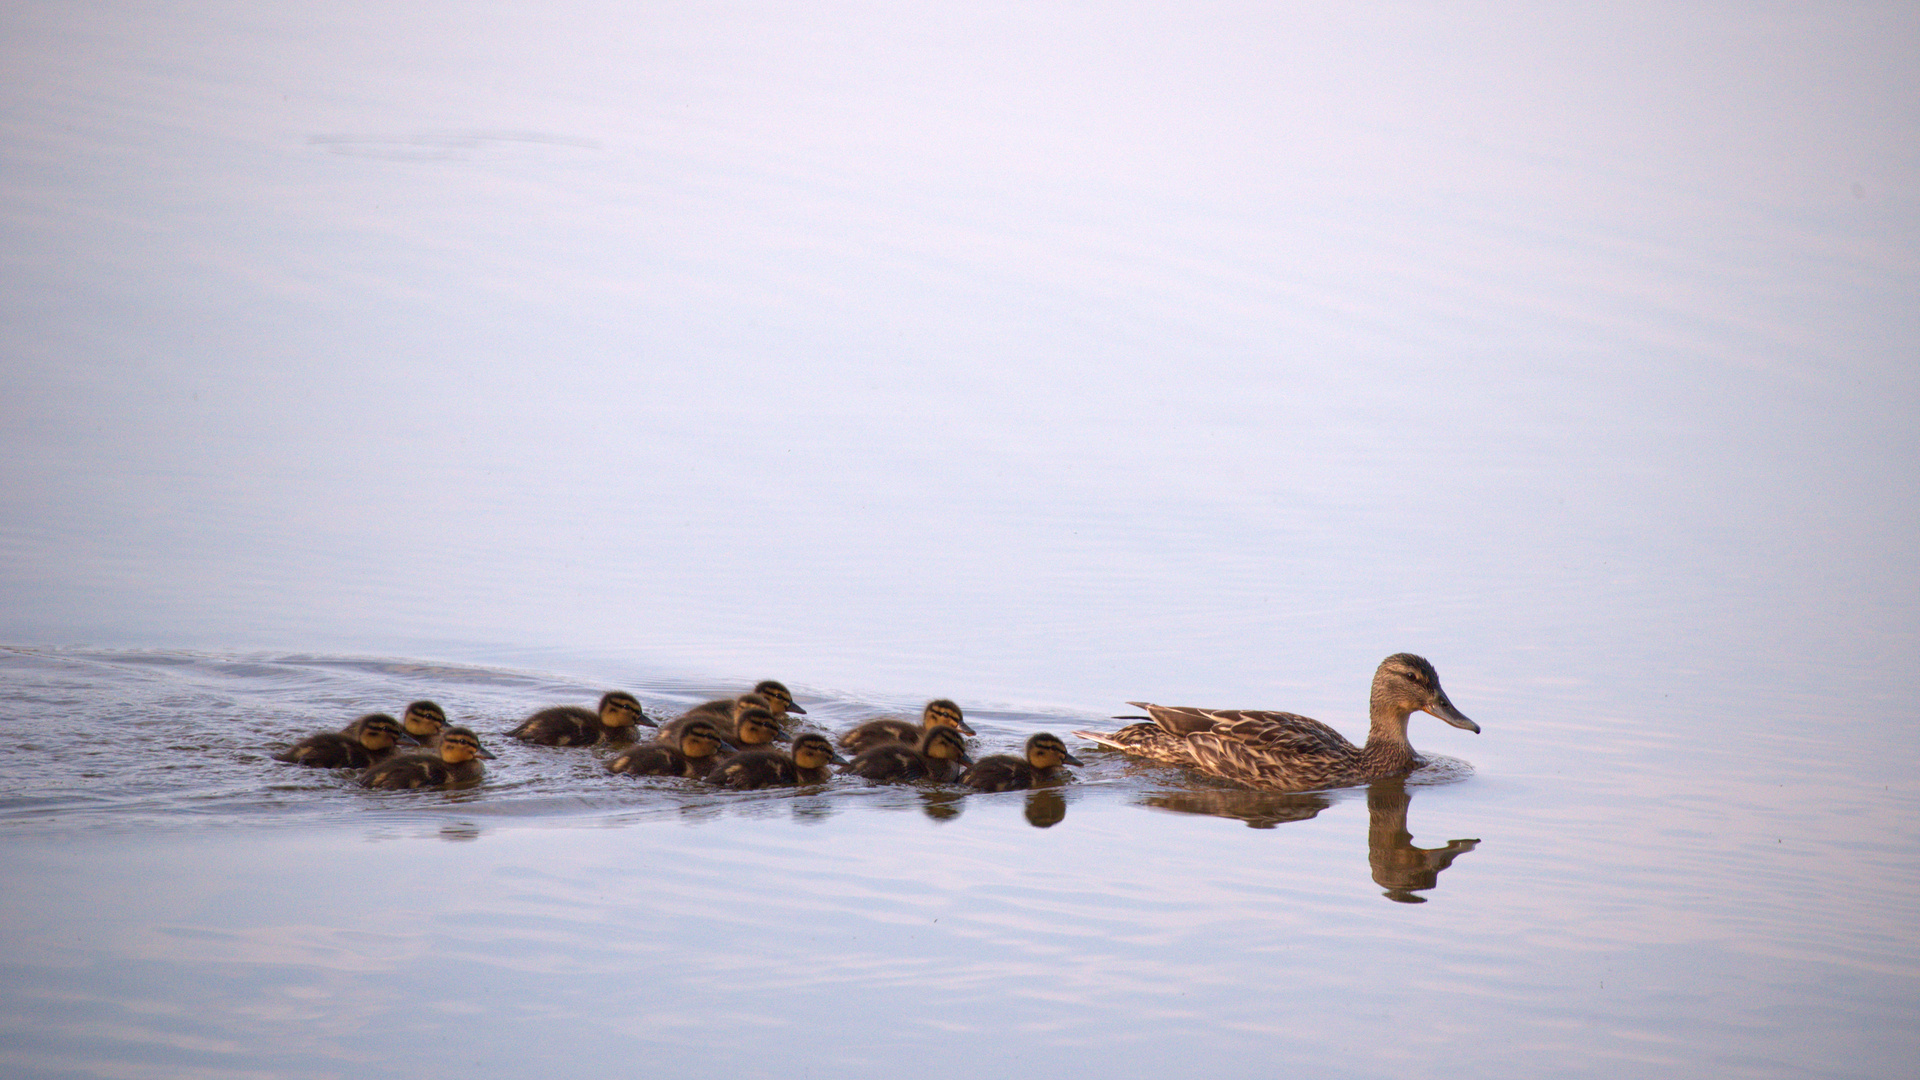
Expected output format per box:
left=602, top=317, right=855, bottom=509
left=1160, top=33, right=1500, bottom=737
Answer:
left=1, top=646, right=1915, bottom=1079
left=4, top=2, right=1918, bottom=1077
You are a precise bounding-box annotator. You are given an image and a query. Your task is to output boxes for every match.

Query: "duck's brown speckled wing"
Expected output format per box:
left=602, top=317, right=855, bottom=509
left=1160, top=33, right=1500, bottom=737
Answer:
left=1080, top=704, right=1364, bottom=790
left=1190, top=711, right=1356, bottom=757
left=1075, top=722, right=1198, bottom=765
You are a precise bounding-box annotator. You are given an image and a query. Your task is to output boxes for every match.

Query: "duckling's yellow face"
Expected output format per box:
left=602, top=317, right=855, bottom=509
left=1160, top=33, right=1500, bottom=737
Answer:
left=404, top=702, right=447, bottom=739
left=680, top=721, right=730, bottom=760
left=790, top=734, right=847, bottom=771
left=358, top=719, right=403, bottom=752
left=1025, top=734, right=1084, bottom=770
left=922, top=727, right=973, bottom=765
left=734, top=708, right=786, bottom=747
left=438, top=728, right=495, bottom=763
left=754, top=680, right=805, bottom=716
left=600, top=693, right=647, bottom=729
left=924, top=699, right=975, bottom=735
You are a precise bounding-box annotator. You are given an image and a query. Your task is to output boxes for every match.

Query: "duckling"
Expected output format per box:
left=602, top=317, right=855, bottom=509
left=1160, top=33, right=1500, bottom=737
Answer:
left=275, top=713, right=409, bottom=769
left=361, top=726, right=496, bottom=790
left=666, top=693, right=769, bottom=741
left=606, top=719, right=736, bottom=778
left=397, top=700, right=449, bottom=749
left=1071, top=653, right=1480, bottom=792
left=845, top=725, right=973, bottom=783
left=838, top=698, right=975, bottom=755
left=659, top=702, right=787, bottom=749
left=509, top=691, right=655, bottom=747
left=705, top=732, right=849, bottom=790
left=960, top=732, right=1085, bottom=792
left=682, top=680, right=807, bottom=723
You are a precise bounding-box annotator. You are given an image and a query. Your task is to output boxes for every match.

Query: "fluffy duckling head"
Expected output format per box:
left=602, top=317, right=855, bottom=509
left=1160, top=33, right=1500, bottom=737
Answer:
left=403, top=701, right=447, bottom=741
left=1371, top=654, right=1479, bottom=733
left=923, top=699, right=975, bottom=735
left=753, top=680, right=806, bottom=716
left=599, top=691, right=656, bottom=729
left=920, top=726, right=974, bottom=767
left=355, top=714, right=406, bottom=753
left=1024, top=732, right=1085, bottom=770
left=437, top=727, right=496, bottom=763
left=790, top=732, right=849, bottom=771
left=677, top=719, right=736, bottom=761
left=733, top=707, right=790, bottom=748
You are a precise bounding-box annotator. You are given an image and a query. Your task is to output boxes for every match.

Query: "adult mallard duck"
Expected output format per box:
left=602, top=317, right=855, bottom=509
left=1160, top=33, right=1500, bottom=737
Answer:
left=361, top=727, right=496, bottom=790
left=275, top=713, right=410, bottom=769
left=960, top=733, right=1084, bottom=792
left=705, top=732, right=849, bottom=790
left=1072, top=654, right=1479, bottom=792
left=510, top=691, right=655, bottom=747
left=838, top=698, right=974, bottom=755
left=606, top=719, right=735, bottom=778
left=845, top=726, right=973, bottom=783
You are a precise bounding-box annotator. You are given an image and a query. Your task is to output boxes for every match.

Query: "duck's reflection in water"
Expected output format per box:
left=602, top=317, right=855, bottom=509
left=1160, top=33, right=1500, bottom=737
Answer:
left=1144, top=788, right=1334, bottom=828
left=790, top=793, right=838, bottom=823
left=919, top=789, right=967, bottom=822
left=1364, top=779, right=1477, bottom=903
left=1024, top=788, right=1066, bottom=828
left=1142, top=778, right=1478, bottom=902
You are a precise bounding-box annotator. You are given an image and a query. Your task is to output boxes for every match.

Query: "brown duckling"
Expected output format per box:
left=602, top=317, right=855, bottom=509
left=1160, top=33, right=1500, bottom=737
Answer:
left=845, top=725, right=973, bottom=783
left=660, top=702, right=788, bottom=749
left=682, top=680, right=807, bottom=723
left=510, top=691, right=654, bottom=747
left=960, top=733, right=1085, bottom=792
left=838, top=698, right=975, bottom=755
left=705, top=732, right=849, bottom=790
left=606, top=719, right=736, bottom=778
left=396, top=700, right=449, bottom=749
left=275, top=713, right=410, bottom=769
left=361, top=726, right=496, bottom=790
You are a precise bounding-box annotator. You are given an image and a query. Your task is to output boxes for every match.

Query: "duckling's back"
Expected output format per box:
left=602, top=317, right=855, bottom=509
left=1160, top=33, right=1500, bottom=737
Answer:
left=705, top=749, right=799, bottom=790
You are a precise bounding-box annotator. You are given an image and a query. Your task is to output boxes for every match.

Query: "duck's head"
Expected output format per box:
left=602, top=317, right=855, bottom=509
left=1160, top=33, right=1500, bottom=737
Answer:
left=677, top=719, right=735, bottom=761
left=355, top=714, right=405, bottom=752
left=919, top=726, right=974, bottom=767
left=403, top=701, right=447, bottom=741
left=1024, top=732, right=1085, bottom=770
left=731, top=693, right=773, bottom=719
left=599, top=691, right=655, bottom=729
left=1372, top=654, right=1478, bottom=733
left=924, top=698, right=975, bottom=736
left=734, top=707, right=790, bottom=748
left=438, top=727, right=496, bottom=763
left=753, top=680, right=805, bottom=716
left=790, top=732, right=849, bottom=771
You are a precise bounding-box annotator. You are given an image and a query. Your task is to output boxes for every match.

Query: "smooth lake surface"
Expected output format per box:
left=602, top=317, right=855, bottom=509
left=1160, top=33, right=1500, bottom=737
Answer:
left=3, top=2, right=1919, bottom=1078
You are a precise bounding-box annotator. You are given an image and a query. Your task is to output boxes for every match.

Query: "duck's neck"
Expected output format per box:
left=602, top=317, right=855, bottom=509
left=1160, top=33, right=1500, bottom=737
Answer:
left=1359, top=691, right=1420, bottom=773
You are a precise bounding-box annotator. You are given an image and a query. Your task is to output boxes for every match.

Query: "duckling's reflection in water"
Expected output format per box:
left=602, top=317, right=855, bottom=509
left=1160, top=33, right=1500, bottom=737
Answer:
left=918, top=789, right=966, bottom=822
left=1144, top=778, right=1477, bottom=902
left=1024, top=788, right=1066, bottom=828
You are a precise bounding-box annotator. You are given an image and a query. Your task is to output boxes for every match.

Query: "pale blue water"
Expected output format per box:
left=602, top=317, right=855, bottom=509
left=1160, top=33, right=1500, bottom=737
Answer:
left=3, top=2, right=1918, bottom=1077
